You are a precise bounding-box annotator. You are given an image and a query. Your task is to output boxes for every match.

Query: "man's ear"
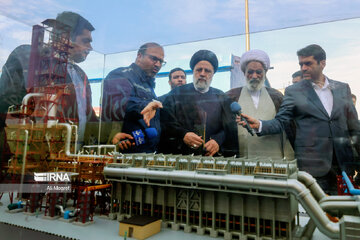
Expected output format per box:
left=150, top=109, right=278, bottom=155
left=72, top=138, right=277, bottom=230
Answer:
left=135, top=52, right=143, bottom=64
left=320, top=59, right=326, bottom=68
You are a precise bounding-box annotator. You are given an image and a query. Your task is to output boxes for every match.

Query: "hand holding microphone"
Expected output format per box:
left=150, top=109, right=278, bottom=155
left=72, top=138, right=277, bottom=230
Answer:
left=230, top=102, right=256, bottom=136
left=112, top=128, right=158, bottom=151
left=112, top=133, right=134, bottom=150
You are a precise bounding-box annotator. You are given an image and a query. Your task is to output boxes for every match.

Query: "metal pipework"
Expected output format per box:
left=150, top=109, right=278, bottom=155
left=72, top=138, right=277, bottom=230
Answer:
left=83, top=144, right=117, bottom=155
left=297, top=171, right=358, bottom=211
left=342, top=171, right=360, bottom=195
left=19, top=130, right=29, bottom=199
left=103, top=167, right=341, bottom=238
left=56, top=123, right=113, bottom=160
left=297, top=171, right=326, bottom=202
left=320, top=201, right=360, bottom=212
left=319, top=195, right=357, bottom=203
left=21, top=93, right=44, bottom=114
left=56, top=205, right=79, bottom=217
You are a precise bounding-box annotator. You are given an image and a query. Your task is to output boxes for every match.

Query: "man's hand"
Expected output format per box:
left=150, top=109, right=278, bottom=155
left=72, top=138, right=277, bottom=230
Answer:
left=204, top=139, right=219, bottom=156
left=183, top=132, right=204, bottom=149
left=140, top=100, right=163, bottom=126
left=112, top=132, right=134, bottom=150
left=236, top=113, right=260, bottom=130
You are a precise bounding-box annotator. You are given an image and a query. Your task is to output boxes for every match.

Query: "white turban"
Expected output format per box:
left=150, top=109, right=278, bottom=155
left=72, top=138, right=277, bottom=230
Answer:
left=240, top=49, right=270, bottom=73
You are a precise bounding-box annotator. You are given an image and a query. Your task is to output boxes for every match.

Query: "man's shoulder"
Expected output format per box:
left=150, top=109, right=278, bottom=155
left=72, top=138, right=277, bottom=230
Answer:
left=210, top=86, right=225, bottom=95
left=12, top=44, right=31, bottom=55
left=105, top=65, right=135, bottom=80
left=225, top=87, right=242, bottom=102
left=158, top=93, right=169, bottom=102
left=4, top=44, right=31, bottom=66
left=172, top=83, right=192, bottom=94
left=265, top=87, right=283, bottom=97
left=285, top=80, right=308, bottom=93
left=328, top=78, right=348, bottom=88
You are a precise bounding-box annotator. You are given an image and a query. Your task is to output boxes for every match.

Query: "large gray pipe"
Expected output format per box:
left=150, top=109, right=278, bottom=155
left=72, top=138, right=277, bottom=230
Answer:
left=297, top=171, right=326, bottom=202
left=103, top=167, right=340, bottom=238
left=298, top=171, right=358, bottom=205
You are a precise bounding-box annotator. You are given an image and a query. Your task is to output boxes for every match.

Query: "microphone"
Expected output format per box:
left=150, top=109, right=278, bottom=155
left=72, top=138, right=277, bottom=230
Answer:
left=119, top=128, right=158, bottom=146
left=230, top=102, right=255, bottom=136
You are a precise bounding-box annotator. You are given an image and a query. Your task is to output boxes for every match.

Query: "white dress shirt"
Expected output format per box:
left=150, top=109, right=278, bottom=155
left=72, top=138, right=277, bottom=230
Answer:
left=258, top=77, right=333, bottom=132
left=311, top=77, right=333, bottom=117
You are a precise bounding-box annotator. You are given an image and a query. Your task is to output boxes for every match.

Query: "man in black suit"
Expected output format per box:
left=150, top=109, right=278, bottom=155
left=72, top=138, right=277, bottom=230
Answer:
left=238, top=44, right=360, bottom=194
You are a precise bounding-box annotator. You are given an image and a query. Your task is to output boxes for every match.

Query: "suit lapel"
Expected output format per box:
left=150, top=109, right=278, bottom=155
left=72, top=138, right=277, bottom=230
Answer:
left=328, top=79, right=339, bottom=118
left=300, top=80, right=329, bottom=118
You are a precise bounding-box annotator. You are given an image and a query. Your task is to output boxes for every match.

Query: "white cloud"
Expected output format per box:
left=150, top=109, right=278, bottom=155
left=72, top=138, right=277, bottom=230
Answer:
left=0, top=0, right=65, bottom=26
left=10, top=30, right=32, bottom=42
left=159, top=0, right=218, bottom=26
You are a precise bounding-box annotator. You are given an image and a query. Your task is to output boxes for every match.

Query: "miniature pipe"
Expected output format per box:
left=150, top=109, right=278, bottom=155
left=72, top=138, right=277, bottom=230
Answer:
left=301, top=218, right=317, bottom=240
left=83, top=144, right=117, bottom=155
left=57, top=205, right=65, bottom=214
left=56, top=123, right=113, bottom=160
left=19, top=130, right=29, bottom=199
left=21, top=93, right=44, bottom=114
left=297, top=171, right=357, bottom=206
left=320, top=201, right=359, bottom=211
left=71, top=124, right=78, bottom=154
left=103, top=167, right=341, bottom=238
left=56, top=205, right=79, bottom=217
left=297, top=171, right=326, bottom=201
left=342, top=171, right=360, bottom=195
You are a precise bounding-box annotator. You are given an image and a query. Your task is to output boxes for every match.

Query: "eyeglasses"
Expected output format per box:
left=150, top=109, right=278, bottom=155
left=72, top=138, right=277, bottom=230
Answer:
left=145, top=54, right=166, bottom=66
left=247, top=69, right=263, bottom=75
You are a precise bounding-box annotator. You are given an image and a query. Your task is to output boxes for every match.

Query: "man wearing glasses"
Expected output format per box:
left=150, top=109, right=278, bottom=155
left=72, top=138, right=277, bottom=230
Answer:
left=102, top=42, right=164, bottom=153
left=226, top=49, right=294, bottom=159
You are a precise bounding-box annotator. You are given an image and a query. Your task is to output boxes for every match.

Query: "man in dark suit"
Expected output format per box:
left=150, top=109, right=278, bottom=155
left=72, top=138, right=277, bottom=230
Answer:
left=238, top=44, right=360, bottom=194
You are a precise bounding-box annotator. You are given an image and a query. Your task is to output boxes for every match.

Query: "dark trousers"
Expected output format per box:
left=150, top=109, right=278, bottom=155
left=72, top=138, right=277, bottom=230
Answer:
left=315, top=152, right=341, bottom=195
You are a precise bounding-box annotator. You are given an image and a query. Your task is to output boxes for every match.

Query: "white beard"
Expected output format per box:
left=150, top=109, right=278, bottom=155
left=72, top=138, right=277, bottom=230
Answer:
left=246, top=76, right=265, bottom=92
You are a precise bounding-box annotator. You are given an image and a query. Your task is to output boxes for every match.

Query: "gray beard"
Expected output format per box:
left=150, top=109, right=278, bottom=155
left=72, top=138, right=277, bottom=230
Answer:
left=193, top=80, right=210, bottom=93
left=246, top=77, right=265, bottom=91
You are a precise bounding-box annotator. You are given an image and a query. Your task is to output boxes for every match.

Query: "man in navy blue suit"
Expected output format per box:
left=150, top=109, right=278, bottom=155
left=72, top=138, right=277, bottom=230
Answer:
left=238, top=44, right=360, bottom=194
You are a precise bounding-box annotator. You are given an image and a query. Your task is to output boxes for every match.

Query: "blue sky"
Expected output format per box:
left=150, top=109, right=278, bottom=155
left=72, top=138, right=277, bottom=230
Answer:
left=77, top=18, right=360, bottom=112
left=1, top=0, right=360, bottom=54
left=1, top=0, right=360, bottom=113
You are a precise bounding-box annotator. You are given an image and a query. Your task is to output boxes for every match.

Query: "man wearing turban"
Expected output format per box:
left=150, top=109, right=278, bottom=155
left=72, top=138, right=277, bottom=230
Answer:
left=237, top=45, right=360, bottom=194
left=161, top=50, right=238, bottom=156
left=227, top=49, right=294, bottom=159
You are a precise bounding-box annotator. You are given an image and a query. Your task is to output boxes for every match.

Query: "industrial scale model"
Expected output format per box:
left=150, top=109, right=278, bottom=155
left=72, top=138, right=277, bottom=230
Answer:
left=0, top=19, right=360, bottom=240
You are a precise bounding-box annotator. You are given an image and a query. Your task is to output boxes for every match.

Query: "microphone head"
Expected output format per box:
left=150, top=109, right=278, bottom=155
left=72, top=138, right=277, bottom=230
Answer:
left=132, top=129, right=145, bottom=146
left=145, top=128, right=158, bottom=139
left=230, top=102, right=241, bottom=113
